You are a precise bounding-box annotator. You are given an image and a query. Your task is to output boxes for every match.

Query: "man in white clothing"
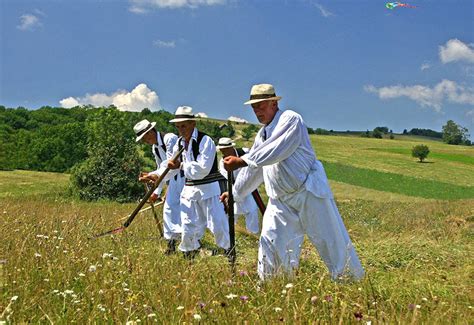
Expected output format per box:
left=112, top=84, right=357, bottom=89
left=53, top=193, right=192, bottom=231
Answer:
left=134, top=119, right=185, bottom=255
left=222, top=84, right=364, bottom=281
left=167, top=106, right=230, bottom=259
left=217, top=137, right=260, bottom=234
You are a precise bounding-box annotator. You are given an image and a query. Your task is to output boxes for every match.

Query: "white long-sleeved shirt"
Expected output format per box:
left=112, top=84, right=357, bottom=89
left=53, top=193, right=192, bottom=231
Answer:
left=234, top=109, right=333, bottom=201
left=149, top=132, right=180, bottom=195
left=169, top=128, right=221, bottom=201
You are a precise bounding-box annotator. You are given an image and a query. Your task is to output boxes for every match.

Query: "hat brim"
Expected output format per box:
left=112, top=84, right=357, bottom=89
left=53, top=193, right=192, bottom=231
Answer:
left=169, top=117, right=197, bottom=123
left=217, top=143, right=235, bottom=150
left=135, top=122, right=156, bottom=142
left=244, top=96, right=281, bottom=105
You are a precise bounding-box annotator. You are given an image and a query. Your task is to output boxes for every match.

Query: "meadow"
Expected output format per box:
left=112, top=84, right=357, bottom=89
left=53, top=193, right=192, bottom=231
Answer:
left=1, top=134, right=473, bottom=323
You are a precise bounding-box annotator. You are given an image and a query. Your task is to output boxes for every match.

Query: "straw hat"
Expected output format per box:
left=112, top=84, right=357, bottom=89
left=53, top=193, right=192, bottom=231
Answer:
left=216, top=137, right=235, bottom=150
left=169, top=106, right=196, bottom=123
left=134, top=119, right=156, bottom=142
left=244, top=83, right=282, bottom=105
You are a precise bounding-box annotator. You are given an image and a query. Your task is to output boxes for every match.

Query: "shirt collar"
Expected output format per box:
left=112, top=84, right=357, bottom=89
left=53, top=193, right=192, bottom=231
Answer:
left=263, top=109, right=282, bottom=138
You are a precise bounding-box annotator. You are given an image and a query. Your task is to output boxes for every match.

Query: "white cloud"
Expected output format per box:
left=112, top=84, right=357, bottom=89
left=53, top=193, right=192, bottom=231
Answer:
left=129, top=0, right=226, bottom=12
left=439, top=39, right=474, bottom=64
left=364, top=80, right=474, bottom=112
left=312, top=2, right=334, bottom=17
left=228, top=116, right=247, bottom=123
left=17, top=14, right=42, bottom=31
left=153, top=40, right=176, bottom=48
left=60, top=83, right=160, bottom=111
left=420, top=62, right=431, bottom=71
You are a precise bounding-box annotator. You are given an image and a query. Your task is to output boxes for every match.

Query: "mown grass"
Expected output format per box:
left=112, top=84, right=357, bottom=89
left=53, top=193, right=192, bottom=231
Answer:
left=367, top=147, right=474, bottom=166
left=323, top=161, right=474, bottom=200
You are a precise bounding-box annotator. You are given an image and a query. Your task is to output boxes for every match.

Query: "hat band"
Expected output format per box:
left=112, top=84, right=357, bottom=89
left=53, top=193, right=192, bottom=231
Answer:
left=174, top=114, right=195, bottom=119
left=250, top=93, right=277, bottom=100
left=136, top=123, right=153, bottom=137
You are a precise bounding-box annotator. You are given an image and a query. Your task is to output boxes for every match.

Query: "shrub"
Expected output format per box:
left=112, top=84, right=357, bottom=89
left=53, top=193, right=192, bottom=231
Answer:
left=412, top=144, right=430, bottom=163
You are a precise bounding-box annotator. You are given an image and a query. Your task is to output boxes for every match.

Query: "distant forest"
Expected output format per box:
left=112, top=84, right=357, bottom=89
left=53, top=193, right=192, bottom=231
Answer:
left=0, top=105, right=236, bottom=173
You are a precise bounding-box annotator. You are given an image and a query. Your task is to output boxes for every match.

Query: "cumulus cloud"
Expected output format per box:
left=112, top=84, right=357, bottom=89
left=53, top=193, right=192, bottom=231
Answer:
left=129, top=0, right=226, bottom=12
left=17, top=14, right=42, bottom=31
left=439, top=39, right=474, bottom=64
left=153, top=40, right=176, bottom=48
left=364, top=80, right=474, bottom=112
left=228, top=116, right=248, bottom=123
left=60, top=83, right=160, bottom=111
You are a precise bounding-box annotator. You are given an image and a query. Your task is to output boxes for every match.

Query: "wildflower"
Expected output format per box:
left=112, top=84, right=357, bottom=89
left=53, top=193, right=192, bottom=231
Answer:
left=366, top=321, right=372, bottom=325
left=64, top=290, right=74, bottom=295
left=281, top=290, right=287, bottom=294
left=11, top=296, right=18, bottom=301
left=422, top=297, right=428, bottom=302
left=239, top=270, right=248, bottom=276
left=310, top=296, right=318, bottom=304
left=306, top=288, right=311, bottom=292
left=98, top=289, right=104, bottom=294
left=354, top=311, right=363, bottom=320
left=78, top=273, right=85, bottom=277
left=197, top=301, right=206, bottom=309
left=274, top=307, right=282, bottom=312
left=285, top=283, right=294, bottom=289
left=34, top=253, right=41, bottom=258
left=225, top=293, right=238, bottom=299
left=177, top=306, right=184, bottom=310
left=408, top=304, right=421, bottom=310
left=89, top=265, right=97, bottom=272
left=147, top=313, right=156, bottom=318
left=102, top=253, right=113, bottom=259
left=325, top=295, right=333, bottom=302
left=240, top=295, right=249, bottom=302
left=193, top=314, right=202, bottom=320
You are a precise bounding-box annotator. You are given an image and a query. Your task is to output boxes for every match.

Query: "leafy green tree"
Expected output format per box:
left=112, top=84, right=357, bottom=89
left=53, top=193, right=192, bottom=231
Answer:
left=412, top=144, right=430, bottom=162
left=442, top=120, right=470, bottom=145
left=372, top=128, right=383, bottom=139
left=242, top=124, right=259, bottom=141
left=70, top=107, right=143, bottom=202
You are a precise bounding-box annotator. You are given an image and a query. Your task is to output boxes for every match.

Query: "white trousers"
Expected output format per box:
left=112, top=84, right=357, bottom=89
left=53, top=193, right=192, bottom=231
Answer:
left=258, top=189, right=364, bottom=281
left=235, top=204, right=259, bottom=234
left=178, top=195, right=230, bottom=252
left=162, top=176, right=184, bottom=240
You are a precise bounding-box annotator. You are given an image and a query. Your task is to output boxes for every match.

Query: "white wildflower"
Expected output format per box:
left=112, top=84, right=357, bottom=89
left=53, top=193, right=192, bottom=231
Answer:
left=422, top=297, right=428, bottom=302
left=64, top=290, right=74, bottom=295
left=78, top=273, right=85, bottom=277
left=147, top=313, right=156, bottom=318
left=226, top=293, right=238, bottom=299
left=34, top=253, right=41, bottom=258
left=88, top=265, right=97, bottom=272
left=285, top=283, right=294, bottom=289
left=274, top=307, right=282, bottom=312
left=281, top=289, right=287, bottom=294
left=193, top=314, right=201, bottom=320
left=177, top=306, right=184, bottom=310
left=11, top=296, right=18, bottom=301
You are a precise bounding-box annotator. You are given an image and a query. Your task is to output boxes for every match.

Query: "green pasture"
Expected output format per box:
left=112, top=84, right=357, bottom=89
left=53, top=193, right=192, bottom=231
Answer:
left=1, top=135, right=473, bottom=323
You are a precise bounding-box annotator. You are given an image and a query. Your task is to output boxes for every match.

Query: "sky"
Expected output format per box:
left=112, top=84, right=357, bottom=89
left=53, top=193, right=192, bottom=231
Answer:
left=1, top=0, right=473, bottom=135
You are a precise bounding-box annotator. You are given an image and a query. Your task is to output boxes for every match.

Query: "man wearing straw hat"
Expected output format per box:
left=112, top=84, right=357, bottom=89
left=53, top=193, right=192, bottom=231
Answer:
left=167, top=106, right=230, bottom=259
left=217, top=137, right=260, bottom=235
left=134, top=119, right=184, bottom=255
left=221, top=84, right=365, bottom=281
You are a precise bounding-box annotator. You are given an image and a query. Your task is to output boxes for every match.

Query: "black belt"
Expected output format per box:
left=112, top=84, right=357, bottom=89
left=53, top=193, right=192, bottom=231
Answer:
left=185, top=172, right=226, bottom=186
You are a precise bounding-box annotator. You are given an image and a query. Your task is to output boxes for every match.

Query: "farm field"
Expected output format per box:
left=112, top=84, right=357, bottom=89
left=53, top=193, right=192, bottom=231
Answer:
left=1, top=135, right=473, bottom=323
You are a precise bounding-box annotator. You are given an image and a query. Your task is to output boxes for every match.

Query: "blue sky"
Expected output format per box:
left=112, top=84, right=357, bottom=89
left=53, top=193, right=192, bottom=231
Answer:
left=1, top=0, right=473, bottom=134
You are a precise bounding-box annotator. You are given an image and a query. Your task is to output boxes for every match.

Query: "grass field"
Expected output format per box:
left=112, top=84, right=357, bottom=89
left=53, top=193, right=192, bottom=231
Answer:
left=1, top=135, right=473, bottom=323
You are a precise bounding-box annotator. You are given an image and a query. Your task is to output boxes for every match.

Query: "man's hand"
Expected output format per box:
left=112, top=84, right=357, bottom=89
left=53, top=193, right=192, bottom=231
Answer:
left=223, top=156, right=247, bottom=172
left=220, top=191, right=229, bottom=211
left=168, top=159, right=181, bottom=170
left=139, top=173, right=159, bottom=183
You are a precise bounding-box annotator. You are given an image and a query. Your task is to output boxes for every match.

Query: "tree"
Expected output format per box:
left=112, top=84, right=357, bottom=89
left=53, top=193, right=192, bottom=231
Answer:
left=442, top=120, right=470, bottom=145
left=412, top=144, right=430, bottom=162
left=372, top=128, right=383, bottom=139
left=70, top=107, right=143, bottom=202
left=242, top=124, right=259, bottom=141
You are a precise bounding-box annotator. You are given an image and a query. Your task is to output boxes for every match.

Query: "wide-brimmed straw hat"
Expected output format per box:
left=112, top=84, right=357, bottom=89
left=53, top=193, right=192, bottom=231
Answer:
left=134, top=119, right=156, bottom=142
left=216, top=137, right=235, bottom=150
left=169, top=106, right=197, bottom=123
left=244, top=83, right=282, bottom=105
